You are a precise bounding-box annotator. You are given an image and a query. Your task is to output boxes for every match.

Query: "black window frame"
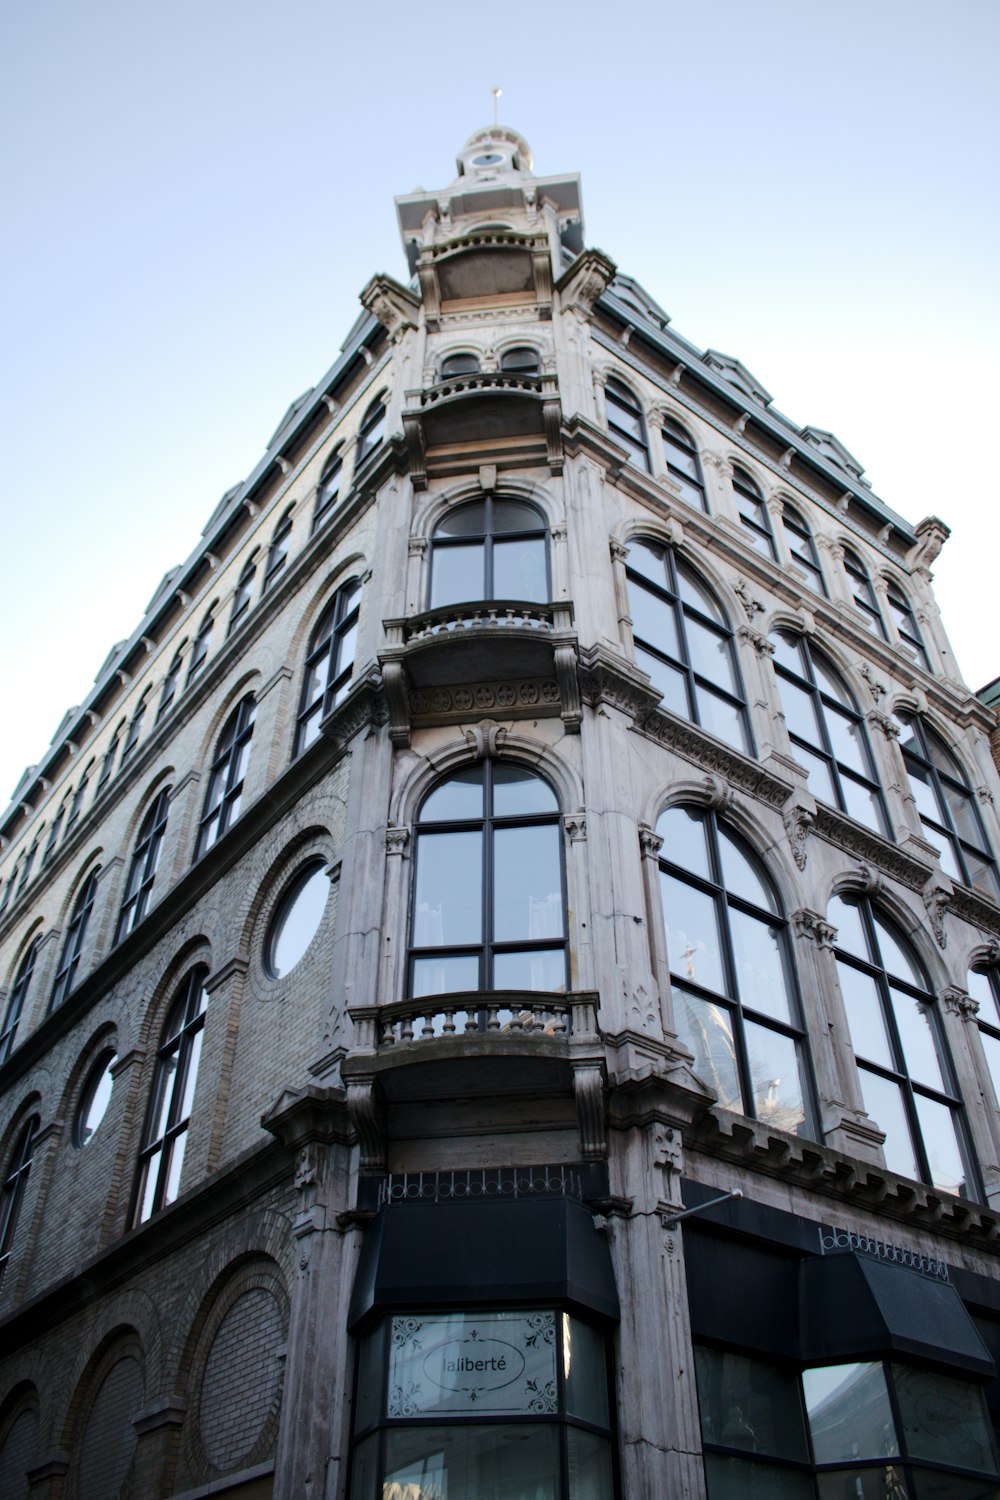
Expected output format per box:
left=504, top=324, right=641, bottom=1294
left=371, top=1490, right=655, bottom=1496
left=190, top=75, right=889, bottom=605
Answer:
left=294, top=581, right=363, bottom=755
left=195, top=697, right=256, bottom=858
left=886, top=581, right=931, bottom=669
left=660, top=416, right=707, bottom=512
left=114, top=788, right=171, bottom=945
left=132, top=967, right=208, bottom=1224
left=895, top=711, right=999, bottom=900
left=499, top=345, right=541, bottom=375
left=262, top=510, right=294, bottom=595
left=96, top=723, right=123, bottom=796
left=41, top=800, right=68, bottom=868
left=781, top=503, right=826, bottom=596
left=842, top=546, right=888, bottom=638
left=65, top=764, right=91, bottom=835
left=355, top=396, right=386, bottom=469
left=157, top=648, right=185, bottom=721
left=439, top=351, right=481, bottom=378
left=604, top=377, right=650, bottom=471
left=969, top=966, right=1000, bottom=1117
left=0, top=940, right=39, bottom=1064
left=121, top=688, right=151, bottom=764
left=49, top=866, right=100, bottom=1010
left=732, top=466, right=777, bottom=560
left=0, top=1116, right=38, bottom=1289
left=312, top=451, right=344, bottom=533
left=227, top=553, right=258, bottom=637
left=15, top=841, right=38, bottom=901
left=429, top=494, right=550, bottom=609
left=185, top=608, right=215, bottom=686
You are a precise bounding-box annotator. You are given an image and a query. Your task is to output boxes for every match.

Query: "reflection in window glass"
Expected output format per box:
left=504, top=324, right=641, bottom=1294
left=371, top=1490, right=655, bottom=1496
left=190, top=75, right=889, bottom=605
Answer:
left=803, top=1362, right=895, bottom=1463
left=266, top=863, right=330, bottom=978
left=75, top=1051, right=117, bottom=1146
left=430, top=497, right=548, bottom=608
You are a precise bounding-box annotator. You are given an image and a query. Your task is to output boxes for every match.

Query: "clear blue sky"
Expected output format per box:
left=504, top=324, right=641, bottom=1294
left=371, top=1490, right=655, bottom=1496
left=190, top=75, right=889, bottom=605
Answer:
left=2, top=0, right=998, bottom=804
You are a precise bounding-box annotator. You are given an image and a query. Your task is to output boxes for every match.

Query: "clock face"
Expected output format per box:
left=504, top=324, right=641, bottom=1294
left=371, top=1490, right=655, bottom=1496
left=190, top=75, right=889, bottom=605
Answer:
left=472, top=151, right=504, bottom=167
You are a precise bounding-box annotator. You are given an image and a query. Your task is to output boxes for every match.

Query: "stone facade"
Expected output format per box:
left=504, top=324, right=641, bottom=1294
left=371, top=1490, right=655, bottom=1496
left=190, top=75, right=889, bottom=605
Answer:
left=2, top=125, right=1000, bottom=1497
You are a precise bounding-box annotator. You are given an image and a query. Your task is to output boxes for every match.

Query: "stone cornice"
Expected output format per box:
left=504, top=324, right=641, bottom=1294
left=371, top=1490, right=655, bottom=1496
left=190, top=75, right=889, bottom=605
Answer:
left=812, top=806, right=934, bottom=891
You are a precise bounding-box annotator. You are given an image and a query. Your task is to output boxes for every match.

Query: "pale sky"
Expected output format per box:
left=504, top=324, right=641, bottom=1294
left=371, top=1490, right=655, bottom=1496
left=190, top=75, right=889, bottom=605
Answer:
left=2, top=0, right=997, bottom=807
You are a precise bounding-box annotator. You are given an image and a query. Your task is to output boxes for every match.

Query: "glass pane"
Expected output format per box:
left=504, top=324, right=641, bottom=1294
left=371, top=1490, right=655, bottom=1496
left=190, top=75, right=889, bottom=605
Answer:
left=686, top=616, right=740, bottom=696
left=816, top=1468, right=907, bottom=1500
left=965, top=849, right=1000, bottom=901
left=869, top=918, right=923, bottom=988
left=696, top=684, right=749, bottom=753
left=770, top=631, right=805, bottom=675
left=795, top=744, right=837, bottom=806
left=812, top=656, right=852, bottom=708
left=437, top=502, right=486, bottom=537
left=825, top=705, right=869, bottom=776
left=628, top=579, right=680, bottom=658
left=164, top=1130, right=188, bottom=1205
left=705, top=1453, right=813, bottom=1499
left=677, top=563, right=725, bottom=623
left=828, top=896, right=867, bottom=958
left=138, top=1150, right=161, bottom=1223
left=626, top=538, right=666, bottom=585
left=744, top=1021, right=806, bottom=1133
left=152, top=1051, right=179, bottom=1138
left=662, top=425, right=699, bottom=479
left=494, top=825, right=563, bottom=942
left=387, top=1311, right=558, bottom=1417
left=384, top=1425, right=558, bottom=1500
left=661, top=874, right=725, bottom=993
left=607, top=391, right=644, bottom=440
left=564, top=1315, right=609, bottom=1426
left=911, top=1471, right=1000, bottom=1500
left=413, top=831, right=483, bottom=945
left=567, top=1429, right=614, bottom=1500
left=78, top=1055, right=116, bottom=1145
left=913, top=1094, right=968, bottom=1196
left=334, top=620, right=358, bottom=678
left=635, top=648, right=690, bottom=719
left=268, top=865, right=329, bottom=977
left=675, top=473, right=707, bottom=511
left=349, top=1433, right=378, bottom=1500
left=730, top=910, right=791, bottom=1022
left=804, top=1361, right=896, bottom=1462
left=672, top=985, right=741, bottom=1109
left=493, top=765, right=557, bottom=818
left=860, top=1071, right=919, bottom=1180
left=421, top=768, right=484, bottom=822
left=719, top=831, right=776, bottom=913
left=412, top=954, right=479, bottom=997
left=968, top=970, right=1000, bottom=1025
left=494, top=537, right=547, bottom=600
left=657, top=805, right=710, bottom=880
left=491, top=501, right=543, bottom=534
left=893, top=1363, right=997, bottom=1473
left=493, top=948, right=566, bottom=992
left=942, top=780, right=984, bottom=847
left=840, top=774, right=885, bottom=833
left=695, top=1346, right=809, bottom=1459
left=431, top=542, right=484, bottom=607
left=907, top=761, right=942, bottom=824
left=889, top=987, right=944, bottom=1091
left=926, top=729, right=961, bottom=778
left=780, top=678, right=823, bottom=748
left=179, top=1029, right=203, bottom=1121
left=838, top=962, right=892, bottom=1067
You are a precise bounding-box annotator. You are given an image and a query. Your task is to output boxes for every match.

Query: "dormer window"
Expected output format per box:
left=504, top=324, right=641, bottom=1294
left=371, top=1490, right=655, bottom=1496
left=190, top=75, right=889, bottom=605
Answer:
left=439, top=353, right=480, bottom=379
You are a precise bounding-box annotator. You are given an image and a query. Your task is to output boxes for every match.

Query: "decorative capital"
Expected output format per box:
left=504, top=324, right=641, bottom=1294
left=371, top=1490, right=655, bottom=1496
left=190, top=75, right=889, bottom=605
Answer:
left=940, top=985, right=979, bottom=1019
left=609, top=538, right=629, bottom=564
left=550, top=524, right=567, bottom=544
left=791, top=907, right=837, bottom=948
left=407, top=536, right=429, bottom=558
left=867, top=710, right=900, bottom=740
left=737, top=624, right=775, bottom=657
left=563, top=811, right=587, bottom=843
left=638, top=821, right=664, bottom=860
left=385, top=825, right=410, bottom=856
left=976, top=784, right=996, bottom=807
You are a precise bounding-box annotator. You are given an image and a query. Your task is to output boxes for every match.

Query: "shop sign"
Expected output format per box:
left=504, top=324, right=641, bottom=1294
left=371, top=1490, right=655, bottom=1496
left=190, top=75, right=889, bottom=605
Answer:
left=388, top=1311, right=558, bottom=1417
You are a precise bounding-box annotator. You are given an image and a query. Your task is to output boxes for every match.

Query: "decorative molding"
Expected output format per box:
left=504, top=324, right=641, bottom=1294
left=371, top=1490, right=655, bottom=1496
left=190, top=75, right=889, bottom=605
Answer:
left=463, top=720, right=507, bottom=758
left=637, top=822, right=664, bottom=860
left=737, top=624, right=775, bottom=657
left=791, top=908, right=837, bottom=948
left=812, top=808, right=933, bottom=892
left=976, top=785, right=996, bottom=807
left=858, top=663, right=887, bottom=703
left=638, top=710, right=792, bottom=810
left=408, top=678, right=562, bottom=721
left=940, top=986, right=978, bottom=1020
left=923, top=876, right=953, bottom=949
left=555, top=248, right=617, bottom=319
left=320, top=673, right=390, bottom=754
left=563, top=812, right=587, bottom=843
left=572, top=1062, right=607, bottom=1160
left=385, top=826, right=410, bottom=857
left=907, top=515, right=950, bottom=574
left=733, top=579, right=765, bottom=622
left=345, top=1078, right=386, bottom=1173
left=784, top=802, right=816, bottom=870
left=948, top=885, right=1000, bottom=939
left=407, top=536, right=428, bottom=558
left=360, top=274, right=421, bottom=341
left=866, top=709, right=900, bottom=740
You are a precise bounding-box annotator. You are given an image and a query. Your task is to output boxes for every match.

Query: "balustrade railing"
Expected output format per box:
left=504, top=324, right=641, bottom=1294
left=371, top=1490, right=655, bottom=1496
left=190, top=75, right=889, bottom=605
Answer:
left=349, top=991, right=598, bottom=1055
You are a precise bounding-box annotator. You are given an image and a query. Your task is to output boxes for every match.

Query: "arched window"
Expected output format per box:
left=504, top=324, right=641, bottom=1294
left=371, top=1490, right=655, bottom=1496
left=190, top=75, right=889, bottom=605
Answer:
left=660, top=417, right=707, bottom=512
left=228, top=552, right=258, bottom=636
left=1, top=941, right=39, bottom=1064
left=430, top=497, right=548, bottom=609
left=770, top=632, right=887, bottom=834
left=894, top=713, right=999, bottom=899
left=50, top=867, right=100, bottom=1010
left=66, top=763, right=91, bottom=834
left=439, top=352, right=481, bottom=378
left=626, top=539, right=751, bottom=754
left=42, top=799, right=68, bottom=867
left=185, top=608, right=215, bottom=685
left=121, top=688, right=150, bottom=763
left=829, top=893, right=976, bottom=1196
left=968, top=966, right=1000, bottom=1114
left=295, top=581, right=363, bottom=753
left=15, top=841, right=38, bottom=900
left=0, top=1117, right=38, bottom=1289
left=196, top=697, right=256, bottom=857
left=262, top=509, right=293, bottom=594
left=115, top=788, right=171, bottom=944
left=312, top=451, right=343, bottom=533
left=657, top=805, right=812, bottom=1134
left=157, top=648, right=184, bottom=720
left=355, top=397, right=386, bottom=467
left=96, top=722, right=123, bottom=795
left=500, top=346, right=540, bottom=375
left=605, top=378, right=649, bottom=470
left=886, top=582, right=930, bottom=669
left=732, top=468, right=777, bottom=560
left=409, top=763, right=567, bottom=998
left=133, top=968, right=208, bottom=1223
left=842, top=547, right=887, bottom=637
left=781, top=504, right=825, bottom=596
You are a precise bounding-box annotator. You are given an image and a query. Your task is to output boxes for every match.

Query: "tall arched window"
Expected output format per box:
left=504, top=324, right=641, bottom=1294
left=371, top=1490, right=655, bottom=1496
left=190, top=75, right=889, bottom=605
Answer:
left=355, top=397, right=386, bottom=467
left=133, top=968, right=208, bottom=1223
left=894, top=713, right=999, bottom=899
left=50, top=867, right=100, bottom=1009
left=227, top=553, right=258, bottom=636
left=968, top=965, right=1000, bottom=1115
left=657, top=804, right=812, bottom=1135
left=15, top=841, right=38, bottom=900
left=185, top=608, right=215, bottom=685
left=312, top=451, right=344, bottom=532
left=196, top=697, right=256, bottom=857
left=605, top=378, right=650, bottom=470
left=262, top=509, right=293, bottom=594
left=626, top=539, right=751, bottom=754
left=886, top=582, right=931, bottom=669
left=842, top=547, right=887, bottom=637
left=660, top=417, right=707, bottom=511
left=0, top=1117, right=38, bottom=1289
left=781, top=504, right=825, bottom=595
left=1, top=941, right=39, bottom=1064
left=770, top=631, right=887, bottom=834
left=115, top=788, right=171, bottom=944
left=409, top=763, right=567, bottom=998
left=429, top=497, right=548, bottom=609
left=829, top=893, right=976, bottom=1197
left=157, top=648, right=184, bottom=720
left=439, top=352, right=480, bottom=378
left=732, top=467, right=777, bottom=559
left=295, top=581, right=362, bottom=753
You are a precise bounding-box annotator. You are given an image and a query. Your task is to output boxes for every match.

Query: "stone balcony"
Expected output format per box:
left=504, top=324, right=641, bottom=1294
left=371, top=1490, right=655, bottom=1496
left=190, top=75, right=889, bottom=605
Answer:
left=402, top=371, right=563, bottom=487
left=415, top=229, right=554, bottom=329
left=379, top=599, right=580, bottom=744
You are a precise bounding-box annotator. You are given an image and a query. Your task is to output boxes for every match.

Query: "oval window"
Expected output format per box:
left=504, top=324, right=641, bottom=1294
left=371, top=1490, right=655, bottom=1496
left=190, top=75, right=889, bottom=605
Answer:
left=74, top=1049, right=117, bottom=1147
left=266, top=861, right=330, bottom=978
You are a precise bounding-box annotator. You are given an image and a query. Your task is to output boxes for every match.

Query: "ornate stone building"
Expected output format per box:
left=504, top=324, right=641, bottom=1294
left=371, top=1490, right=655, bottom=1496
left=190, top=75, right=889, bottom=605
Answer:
left=2, top=125, right=1000, bottom=1499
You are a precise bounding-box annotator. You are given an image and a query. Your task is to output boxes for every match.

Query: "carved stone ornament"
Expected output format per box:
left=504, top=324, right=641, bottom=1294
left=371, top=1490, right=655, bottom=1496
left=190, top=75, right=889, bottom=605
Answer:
left=563, top=812, right=587, bottom=843
left=858, top=663, right=887, bottom=703
left=791, top=908, right=837, bottom=948
left=651, top=1124, right=683, bottom=1175
left=294, top=1144, right=319, bottom=1191
left=940, top=986, right=979, bottom=1020
left=703, top=774, right=737, bottom=816
left=977, top=785, right=996, bottom=807
left=784, top=803, right=815, bottom=870
left=409, top=679, right=561, bottom=721
left=463, top=720, right=507, bottom=758
left=385, top=826, right=410, bottom=856
left=637, top=710, right=792, bottom=810
left=407, top=536, right=429, bottom=558
left=923, top=877, right=952, bottom=949
left=866, top=710, right=900, bottom=740
left=638, top=822, right=664, bottom=860
left=555, top=248, right=617, bottom=319
left=908, top=515, right=950, bottom=574
left=359, top=273, right=421, bottom=341
left=572, top=1062, right=607, bottom=1161
left=737, top=624, right=775, bottom=657
left=733, top=578, right=765, bottom=622
left=345, top=1078, right=386, bottom=1173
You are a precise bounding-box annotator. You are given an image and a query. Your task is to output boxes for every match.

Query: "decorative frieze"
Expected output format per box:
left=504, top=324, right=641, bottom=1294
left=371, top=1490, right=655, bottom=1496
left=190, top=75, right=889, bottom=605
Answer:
left=638, top=710, right=792, bottom=810
left=408, top=678, right=562, bottom=719
left=812, top=807, right=933, bottom=891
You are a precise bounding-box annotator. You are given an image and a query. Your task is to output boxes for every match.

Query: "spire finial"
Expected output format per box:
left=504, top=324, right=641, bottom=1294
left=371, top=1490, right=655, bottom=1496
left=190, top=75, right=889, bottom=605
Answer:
left=492, top=86, right=502, bottom=126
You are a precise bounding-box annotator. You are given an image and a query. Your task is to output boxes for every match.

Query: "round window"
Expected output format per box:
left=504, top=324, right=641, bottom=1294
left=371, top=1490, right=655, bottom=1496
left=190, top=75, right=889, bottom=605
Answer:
left=74, top=1049, right=117, bottom=1147
left=266, top=861, right=330, bottom=978
left=472, top=151, right=504, bottom=166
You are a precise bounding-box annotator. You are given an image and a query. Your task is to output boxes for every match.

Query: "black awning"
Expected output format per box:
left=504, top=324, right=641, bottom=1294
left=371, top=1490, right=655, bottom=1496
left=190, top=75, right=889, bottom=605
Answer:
left=801, top=1253, right=995, bottom=1379
left=348, top=1197, right=620, bottom=1329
